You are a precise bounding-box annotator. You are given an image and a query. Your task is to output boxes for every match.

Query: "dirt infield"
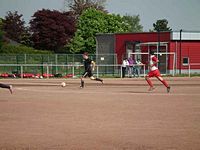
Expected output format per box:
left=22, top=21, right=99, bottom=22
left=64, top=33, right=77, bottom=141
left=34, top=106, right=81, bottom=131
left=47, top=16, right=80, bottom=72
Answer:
left=0, top=77, right=200, bottom=150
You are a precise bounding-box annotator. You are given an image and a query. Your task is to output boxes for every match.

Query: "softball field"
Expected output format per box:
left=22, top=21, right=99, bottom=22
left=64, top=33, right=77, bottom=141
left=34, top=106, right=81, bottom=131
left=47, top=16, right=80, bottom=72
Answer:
left=0, top=77, right=200, bottom=150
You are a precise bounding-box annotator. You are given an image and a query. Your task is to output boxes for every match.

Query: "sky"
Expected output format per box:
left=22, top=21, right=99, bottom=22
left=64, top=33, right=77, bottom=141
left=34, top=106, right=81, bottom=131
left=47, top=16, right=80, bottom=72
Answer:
left=0, top=0, right=200, bottom=31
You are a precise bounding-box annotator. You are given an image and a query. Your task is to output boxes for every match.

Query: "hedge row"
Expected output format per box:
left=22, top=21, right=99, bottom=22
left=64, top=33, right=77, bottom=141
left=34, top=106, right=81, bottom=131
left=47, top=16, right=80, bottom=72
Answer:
left=0, top=44, right=53, bottom=54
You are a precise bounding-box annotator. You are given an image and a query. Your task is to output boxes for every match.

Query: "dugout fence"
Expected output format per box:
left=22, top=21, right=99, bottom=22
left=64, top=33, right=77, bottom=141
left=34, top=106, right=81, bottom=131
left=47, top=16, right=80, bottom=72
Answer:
left=0, top=54, right=117, bottom=65
left=0, top=54, right=117, bottom=76
left=0, top=64, right=146, bottom=78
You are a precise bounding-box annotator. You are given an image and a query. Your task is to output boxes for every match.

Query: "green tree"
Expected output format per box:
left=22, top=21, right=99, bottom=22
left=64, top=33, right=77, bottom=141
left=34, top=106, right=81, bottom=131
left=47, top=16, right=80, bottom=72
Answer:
left=0, top=18, right=3, bottom=30
left=123, top=14, right=143, bottom=32
left=2, top=11, right=26, bottom=43
left=64, top=0, right=107, bottom=17
left=67, top=8, right=131, bottom=54
left=0, top=18, right=4, bottom=49
left=153, top=19, right=172, bottom=31
left=20, top=26, right=32, bottom=47
left=0, top=30, right=3, bottom=49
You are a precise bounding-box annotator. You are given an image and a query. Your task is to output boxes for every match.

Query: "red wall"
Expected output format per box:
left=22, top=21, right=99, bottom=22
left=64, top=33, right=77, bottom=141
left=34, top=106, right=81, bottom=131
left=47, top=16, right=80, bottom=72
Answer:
left=114, top=32, right=200, bottom=70
left=115, top=32, right=171, bottom=64
left=170, top=41, right=200, bottom=70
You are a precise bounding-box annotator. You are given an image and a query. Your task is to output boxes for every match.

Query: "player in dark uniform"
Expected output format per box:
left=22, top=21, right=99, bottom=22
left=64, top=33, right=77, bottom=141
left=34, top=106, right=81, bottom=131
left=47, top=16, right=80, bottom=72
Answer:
left=0, top=83, right=13, bottom=94
left=80, top=52, right=103, bottom=88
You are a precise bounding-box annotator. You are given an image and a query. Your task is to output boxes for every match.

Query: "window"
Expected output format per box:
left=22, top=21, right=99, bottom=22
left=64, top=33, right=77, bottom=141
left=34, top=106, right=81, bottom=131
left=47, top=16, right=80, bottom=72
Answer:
left=183, top=57, right=189, bottom=66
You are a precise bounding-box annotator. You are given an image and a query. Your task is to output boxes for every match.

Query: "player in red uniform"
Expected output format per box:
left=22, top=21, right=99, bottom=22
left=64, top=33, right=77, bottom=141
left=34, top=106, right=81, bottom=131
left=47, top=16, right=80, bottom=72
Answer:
left=145, top=51, right=170, bottom=93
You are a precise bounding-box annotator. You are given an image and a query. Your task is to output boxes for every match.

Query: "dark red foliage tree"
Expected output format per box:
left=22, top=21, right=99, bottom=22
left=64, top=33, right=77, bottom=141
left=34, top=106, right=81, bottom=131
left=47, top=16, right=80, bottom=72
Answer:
left=30, top=9, right=76, bottom=53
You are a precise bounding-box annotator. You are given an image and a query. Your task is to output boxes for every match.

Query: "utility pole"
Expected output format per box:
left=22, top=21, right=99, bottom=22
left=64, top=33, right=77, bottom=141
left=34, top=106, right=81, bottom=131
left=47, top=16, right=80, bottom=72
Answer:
left=158, top=29, right=160, bottom=52
left=179, top=29, right=182, bottom=75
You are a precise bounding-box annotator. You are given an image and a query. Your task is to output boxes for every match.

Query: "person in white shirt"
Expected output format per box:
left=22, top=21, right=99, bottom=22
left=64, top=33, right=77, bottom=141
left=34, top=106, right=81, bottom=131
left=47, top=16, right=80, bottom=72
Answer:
left=122, top=58, right=129, bottom=78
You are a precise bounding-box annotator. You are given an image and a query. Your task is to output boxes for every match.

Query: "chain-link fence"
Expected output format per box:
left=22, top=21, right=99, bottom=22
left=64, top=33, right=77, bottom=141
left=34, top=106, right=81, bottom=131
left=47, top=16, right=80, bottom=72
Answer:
left=0, top=54, right=120, bottom=77
left=0, top=54, right=117, bottom=64
left=0, top=64, right=147, bottom=78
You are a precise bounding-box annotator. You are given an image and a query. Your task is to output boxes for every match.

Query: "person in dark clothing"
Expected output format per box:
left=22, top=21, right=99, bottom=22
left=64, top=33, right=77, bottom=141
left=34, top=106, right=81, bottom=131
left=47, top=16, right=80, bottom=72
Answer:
left=0, top=83, right=13, bottom=94
left=80, top=52, right=103, bottom=88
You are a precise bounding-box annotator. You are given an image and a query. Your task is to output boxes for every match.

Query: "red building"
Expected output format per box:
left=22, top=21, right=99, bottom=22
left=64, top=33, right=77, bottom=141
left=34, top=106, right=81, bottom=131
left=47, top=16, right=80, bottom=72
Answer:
left=96, top=31, right=200, bottom=75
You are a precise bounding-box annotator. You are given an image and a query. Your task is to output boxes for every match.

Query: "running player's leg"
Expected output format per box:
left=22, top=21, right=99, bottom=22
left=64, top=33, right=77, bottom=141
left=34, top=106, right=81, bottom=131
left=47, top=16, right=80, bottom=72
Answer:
left=96, top=77, right=103, bottom=83
left=156, top=76, right=170, bottom=93
left=156, top=76, right=169, bottom=87
left=80, top=77, right=84, bottom=88
left=145, top=75, right=155, bottom=91
left=80, top=72, right=88, bottom=88
left=153, top=69, right=170, bottom=92
left=0, top=83, right=13, bottom=94
left=90, top=76, right=103, bottom=83
left=145, top=71, right=155, bottom=91
left=89, top=71, right=103, bottom=84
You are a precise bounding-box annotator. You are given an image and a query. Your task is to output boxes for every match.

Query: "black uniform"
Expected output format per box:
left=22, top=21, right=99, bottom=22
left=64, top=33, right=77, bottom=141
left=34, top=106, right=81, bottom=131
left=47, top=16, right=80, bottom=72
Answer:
left=82, top=58, right=93, bottom=78
left=80, top=58, right=103, bottom=88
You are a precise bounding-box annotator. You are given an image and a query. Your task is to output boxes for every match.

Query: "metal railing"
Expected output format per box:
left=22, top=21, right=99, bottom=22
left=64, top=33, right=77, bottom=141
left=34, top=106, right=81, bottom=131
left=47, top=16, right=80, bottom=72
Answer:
left=188, top=63, right=200, bottom=77
left=0, top=64, right=146, bottom=78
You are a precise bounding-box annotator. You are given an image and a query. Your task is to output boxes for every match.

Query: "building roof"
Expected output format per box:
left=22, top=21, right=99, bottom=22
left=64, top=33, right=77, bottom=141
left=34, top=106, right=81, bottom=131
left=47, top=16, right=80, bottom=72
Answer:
left=96, top=31, right=200, bottom=41
left=171, top=31, right=200, bottom=41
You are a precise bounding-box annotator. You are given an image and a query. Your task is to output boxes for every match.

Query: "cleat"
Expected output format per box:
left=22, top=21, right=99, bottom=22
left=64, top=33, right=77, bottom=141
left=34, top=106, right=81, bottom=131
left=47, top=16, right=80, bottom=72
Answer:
left=80, top=80, right=84, bottom=88
left=148, top=87, right=155, bottom=91
left=9, top=85, right=13, bottom=94
left=167, top=86, right=171, bottom=93
left=101, top=80, right=104, bottom=84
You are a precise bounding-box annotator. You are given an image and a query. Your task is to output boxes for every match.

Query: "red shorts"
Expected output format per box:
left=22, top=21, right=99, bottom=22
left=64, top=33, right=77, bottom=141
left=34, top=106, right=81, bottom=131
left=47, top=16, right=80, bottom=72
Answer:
left=147, top=69, right=161, bottom=78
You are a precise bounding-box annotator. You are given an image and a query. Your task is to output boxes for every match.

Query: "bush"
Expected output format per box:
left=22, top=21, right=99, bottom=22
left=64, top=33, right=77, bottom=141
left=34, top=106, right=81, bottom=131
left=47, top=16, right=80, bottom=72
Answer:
left=0, top=44, right=53, bottom=54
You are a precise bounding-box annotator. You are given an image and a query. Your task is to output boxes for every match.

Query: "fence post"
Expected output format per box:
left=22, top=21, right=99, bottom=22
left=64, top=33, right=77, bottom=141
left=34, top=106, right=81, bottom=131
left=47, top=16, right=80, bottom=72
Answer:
left=55, top=54, right=58, bottom=74
left=97, top=65, right=99, bottom=78
left=189, top=64, right=191, bottom=77
left=143, top=65, right=146, bottom=77
left=24, top=54, right=27, bottom=64
left=41, top=55, right=44, bottom=75
left=72, top=66, right=75, bottom=77
left=120, top=66, right=122, bottom=78
left=173, top=53, right=176, bottom=76
left=20, top=65, right=23, bottom=79
left=46, top=65, right=49, bottom=79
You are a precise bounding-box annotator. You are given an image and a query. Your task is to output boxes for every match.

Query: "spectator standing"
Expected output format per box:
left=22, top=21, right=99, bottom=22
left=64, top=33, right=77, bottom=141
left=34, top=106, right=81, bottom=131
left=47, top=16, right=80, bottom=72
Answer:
left=128, top=57, right=135, bottom=78
left=135, top=59, right=144, bottom=77
left=122, top=58, right=129, bottom=78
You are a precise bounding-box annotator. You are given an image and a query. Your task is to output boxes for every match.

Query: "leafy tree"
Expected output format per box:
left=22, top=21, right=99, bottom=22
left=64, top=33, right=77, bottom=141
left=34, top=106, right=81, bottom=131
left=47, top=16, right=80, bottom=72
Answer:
left=0, top=30, right=3, bottom=49
left=2, top=11, right=26, bottom=43
left=67, top=8, right=131, bottom=53
left=0, top=18, right=3, bottom=30
left=20, top=27, right=33, bottom=47
left=0, top=18, right=4, bottom=49
left=153, top=19, right=172, bottom=31
left=30, top=9, right=76, bottom=53
left=64, top=0, right=107, bottom=17
left=123, top=14, right=143, bottom=32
